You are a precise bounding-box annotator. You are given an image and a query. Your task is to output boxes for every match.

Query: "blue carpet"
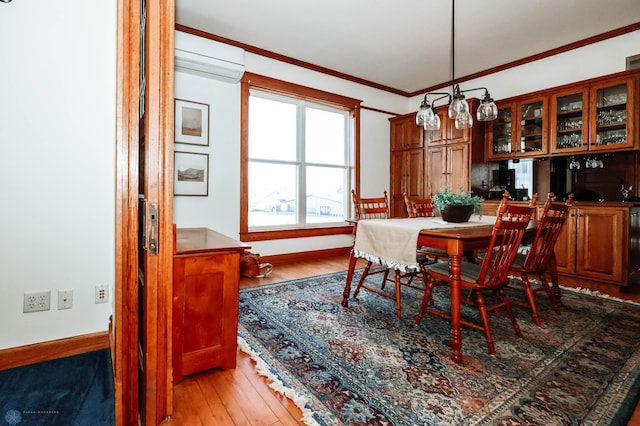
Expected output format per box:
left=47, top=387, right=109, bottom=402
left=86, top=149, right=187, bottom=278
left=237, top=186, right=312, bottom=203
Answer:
left=0, top=349, right=114, bottom=426
left=238, top=271, right=640, bottom=425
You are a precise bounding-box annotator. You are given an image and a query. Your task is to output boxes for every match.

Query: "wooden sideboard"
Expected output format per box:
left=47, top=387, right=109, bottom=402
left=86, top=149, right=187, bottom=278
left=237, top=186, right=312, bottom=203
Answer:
left=172, top=227, right=250, bottom=383
left=482, top=200, right=640, bottom=286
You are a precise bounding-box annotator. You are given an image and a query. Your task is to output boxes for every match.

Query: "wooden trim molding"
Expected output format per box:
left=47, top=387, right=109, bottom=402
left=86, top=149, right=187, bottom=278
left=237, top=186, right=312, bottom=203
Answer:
left=115, top=0, right=141, bottom=424
left=240, top=224, right=354, bottom=242
left=177, top=23, right=640, bottom=99
left=260, top=247, right=353, bottom=265
left=0, top=332, right=110, bottom=371
left=239, top=72, right=361, bottom=242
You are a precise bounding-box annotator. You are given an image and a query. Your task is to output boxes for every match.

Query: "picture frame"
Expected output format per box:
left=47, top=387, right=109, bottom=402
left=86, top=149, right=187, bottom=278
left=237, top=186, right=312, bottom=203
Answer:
left=174, top=151, right=209, bottom=196
left=174, top=99, right=209, bottom=146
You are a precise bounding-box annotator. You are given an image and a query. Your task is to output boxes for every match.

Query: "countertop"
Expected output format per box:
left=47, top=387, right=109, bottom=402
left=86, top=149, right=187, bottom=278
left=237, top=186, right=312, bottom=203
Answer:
left=175, top=227, right=250, bottom=255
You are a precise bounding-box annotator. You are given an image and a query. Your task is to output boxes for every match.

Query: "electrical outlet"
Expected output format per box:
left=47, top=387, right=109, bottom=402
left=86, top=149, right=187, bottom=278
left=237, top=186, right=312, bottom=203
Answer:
left=57, top=289, right=73, bottom=310
left=95, top=284, right=109, bottom=304
left=23, top=291, right=51, bottom=313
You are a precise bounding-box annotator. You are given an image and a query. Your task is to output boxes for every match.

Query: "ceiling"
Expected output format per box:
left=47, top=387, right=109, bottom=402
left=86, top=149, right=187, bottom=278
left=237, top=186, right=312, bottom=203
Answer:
left=176, top=0, right=640, bottom=96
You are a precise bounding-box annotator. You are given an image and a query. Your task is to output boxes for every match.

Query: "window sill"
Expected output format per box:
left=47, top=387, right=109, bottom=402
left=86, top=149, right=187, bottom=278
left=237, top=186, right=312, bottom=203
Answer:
left=240, top=224, right=354, bottom=242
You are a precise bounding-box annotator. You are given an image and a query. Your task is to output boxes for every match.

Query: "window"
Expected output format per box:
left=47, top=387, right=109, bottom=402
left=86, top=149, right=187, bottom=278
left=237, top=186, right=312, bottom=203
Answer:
left=240, top=73, right=361, bottom=241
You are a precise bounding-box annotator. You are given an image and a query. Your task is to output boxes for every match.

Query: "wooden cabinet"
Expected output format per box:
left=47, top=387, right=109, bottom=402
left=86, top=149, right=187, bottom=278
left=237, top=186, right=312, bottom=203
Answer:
left=426, top=142, right=469, bottom=197
left=390, top=112, right=423, bottom=150
left=551, top=75, right=637, bottom=154
left=550, top=87, right=589, bottom=154
left=554, top=205, right=640, bottom=285
left=390, top=112, right=425, bottom=217
left=173, top=227, right=250, bottom=383
left=390, top=148, right=424, bottom=217
left=424, top=101, right=484, bottom=196
left=486, top=95, right=549, bottom=160
left=589, top=76, right=636, bottom=152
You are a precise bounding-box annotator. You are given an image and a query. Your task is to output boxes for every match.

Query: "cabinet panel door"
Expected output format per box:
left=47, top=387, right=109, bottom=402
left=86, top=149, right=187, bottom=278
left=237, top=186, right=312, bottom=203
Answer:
left=390, top=115, right=423, bottom=150
left=390, top=149, right=424, bottom=217
left=390, top=151, right=406, bottom=199
left=173, top=252, right=240, bottom=382
left=554, top=217, right=575, bottom=274
left=486, top=104, right=515, bottom=159
left=589, top=76, right=637, bottom=152
left=405, top=148, right=424, bottom=198
left=516, top=96, right=549, bottom=156
left=550, top=88, right=589, bottom=154
left=448, top=144, right=470, bottom=193
left=426, top=146, right=447, bottom=195
left=575, top=207, right=625, bottom=282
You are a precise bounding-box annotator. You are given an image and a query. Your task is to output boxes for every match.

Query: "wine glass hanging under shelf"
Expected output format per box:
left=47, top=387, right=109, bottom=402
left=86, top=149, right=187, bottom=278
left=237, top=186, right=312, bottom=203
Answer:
left=568, top=155, right=604, bottom=170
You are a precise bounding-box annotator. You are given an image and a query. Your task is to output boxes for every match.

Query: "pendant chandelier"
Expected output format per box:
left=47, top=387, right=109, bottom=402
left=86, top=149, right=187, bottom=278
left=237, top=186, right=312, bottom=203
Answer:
left=416, top=0, right=498, bottom=130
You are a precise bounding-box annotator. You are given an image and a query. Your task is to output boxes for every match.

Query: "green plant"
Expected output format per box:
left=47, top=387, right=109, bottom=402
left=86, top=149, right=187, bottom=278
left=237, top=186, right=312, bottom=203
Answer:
left=432, top=187, right=484, bottom=214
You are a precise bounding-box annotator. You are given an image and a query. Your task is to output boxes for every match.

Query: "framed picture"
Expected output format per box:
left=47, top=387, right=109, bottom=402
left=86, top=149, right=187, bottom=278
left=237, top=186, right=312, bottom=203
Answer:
left=174, top=151, right=209, bottom=196
left=175, top=99, right=209, bottom=146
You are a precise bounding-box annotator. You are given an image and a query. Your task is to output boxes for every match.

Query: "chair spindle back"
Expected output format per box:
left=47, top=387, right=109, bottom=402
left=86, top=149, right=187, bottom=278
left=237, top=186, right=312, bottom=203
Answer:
left=403, top=192, right=436, bottom=218
left=352, top=189, right=389, bottom=220
left=477, top=193, right=535, bottom=287
left=524, top=192, right=574, bottom=271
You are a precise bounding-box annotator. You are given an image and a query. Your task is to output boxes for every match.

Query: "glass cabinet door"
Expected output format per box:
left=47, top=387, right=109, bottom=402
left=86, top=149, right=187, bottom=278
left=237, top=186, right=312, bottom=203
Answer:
left=551, top=89, right=588, bottom=154
left=486, top=104, right=514, bottom=159
left=517, top=97, right=548, bottom=155
left=589, top=77, right=635, bottom=152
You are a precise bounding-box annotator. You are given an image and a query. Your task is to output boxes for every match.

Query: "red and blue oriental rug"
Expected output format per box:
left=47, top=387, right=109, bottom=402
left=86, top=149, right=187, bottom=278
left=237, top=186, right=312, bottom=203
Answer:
left=238, top=271, right=640, bottom=425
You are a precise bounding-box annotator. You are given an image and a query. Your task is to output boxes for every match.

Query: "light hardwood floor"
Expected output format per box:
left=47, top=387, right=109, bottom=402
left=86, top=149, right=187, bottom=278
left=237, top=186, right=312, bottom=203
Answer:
left=167, top=255, right=640, bottom=426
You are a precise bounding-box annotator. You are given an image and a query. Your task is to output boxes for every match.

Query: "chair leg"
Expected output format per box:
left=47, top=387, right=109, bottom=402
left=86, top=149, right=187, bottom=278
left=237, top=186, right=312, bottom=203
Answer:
left=380, top=268, right=391, bottom=290
left=548, top=254, right=564, bottom=310
left=500, top=289, right=523, bottom=338
left=521, top=273, right=542, bottom=327
left=474, top=291, right=496, bottom=355
left=415, top=277, right=436, bottom=324
left=538, top=272, right=561, bottom=315
left=353, top=261, right=373, bottom=298
left=418, top=263, right=435, bottom=306
left=394, top=270, right=402, bottom=318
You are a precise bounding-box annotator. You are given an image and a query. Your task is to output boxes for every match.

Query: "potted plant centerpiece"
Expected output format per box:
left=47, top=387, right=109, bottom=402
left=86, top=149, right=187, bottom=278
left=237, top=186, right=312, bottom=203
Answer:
left=433, top=187, right=484, bottom=223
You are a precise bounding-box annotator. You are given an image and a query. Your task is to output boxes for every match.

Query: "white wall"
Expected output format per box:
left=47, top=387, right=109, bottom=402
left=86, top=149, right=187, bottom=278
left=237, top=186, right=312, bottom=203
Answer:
left=173, top=72, right=242, bottom=238
left=173, top=51, right=401, bottom=255
left=174, top=30, right=640, bottom=256
left=0, top=0, right=116, bottom=349
left=408, top=31, right=640, bottom=108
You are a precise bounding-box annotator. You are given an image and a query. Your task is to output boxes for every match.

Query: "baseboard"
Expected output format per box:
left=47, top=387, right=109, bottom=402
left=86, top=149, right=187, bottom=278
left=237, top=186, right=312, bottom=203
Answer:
left=260, top=246, right=352, bottom=265
left=0, top=331, right=110, bottom=371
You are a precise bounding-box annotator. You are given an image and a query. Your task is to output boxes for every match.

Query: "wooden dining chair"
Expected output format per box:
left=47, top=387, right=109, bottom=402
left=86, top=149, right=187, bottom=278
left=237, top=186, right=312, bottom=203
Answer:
left=403, top=192, right=436, bottom=218
left=401, top=192, right=447, bottom=289
left=352, top=189, right=389, bottom=221
left=351, top=188, right=391, bottom=279
left=415, top=193, right=535, bottom=355
left=506, top=192, right=574, bottom=326
left=351, top=189, right=408, bottom=317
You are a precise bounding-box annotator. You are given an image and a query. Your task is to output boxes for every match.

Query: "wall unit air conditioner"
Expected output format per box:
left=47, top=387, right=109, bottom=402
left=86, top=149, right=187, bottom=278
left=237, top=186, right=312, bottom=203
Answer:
left=175, top=31, right=245, bottom=83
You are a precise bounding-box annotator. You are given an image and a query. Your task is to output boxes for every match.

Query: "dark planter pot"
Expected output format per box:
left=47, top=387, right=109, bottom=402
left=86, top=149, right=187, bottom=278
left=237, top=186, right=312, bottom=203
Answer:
left=440, top=205, right=475, bottom=223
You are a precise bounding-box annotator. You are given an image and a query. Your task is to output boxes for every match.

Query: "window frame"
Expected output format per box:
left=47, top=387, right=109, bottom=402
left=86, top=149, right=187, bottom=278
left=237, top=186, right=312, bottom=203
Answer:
left=240, top=73, right=361, bottom=242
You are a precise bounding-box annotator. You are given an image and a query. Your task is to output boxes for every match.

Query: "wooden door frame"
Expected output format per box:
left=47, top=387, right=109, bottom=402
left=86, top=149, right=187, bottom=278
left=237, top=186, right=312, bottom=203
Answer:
left=114, top=0, right=174, bottom=424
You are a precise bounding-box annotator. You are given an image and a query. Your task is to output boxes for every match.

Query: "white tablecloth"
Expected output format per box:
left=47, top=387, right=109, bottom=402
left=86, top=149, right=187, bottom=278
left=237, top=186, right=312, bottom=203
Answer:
left=353, top=216, right=497, bottom=272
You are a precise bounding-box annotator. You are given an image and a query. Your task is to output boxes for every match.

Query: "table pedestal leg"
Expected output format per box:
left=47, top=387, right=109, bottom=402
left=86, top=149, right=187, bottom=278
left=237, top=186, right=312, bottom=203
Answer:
left=342, top=249, right=357, bottom=308
left=449, top=252, right=463, bottom=363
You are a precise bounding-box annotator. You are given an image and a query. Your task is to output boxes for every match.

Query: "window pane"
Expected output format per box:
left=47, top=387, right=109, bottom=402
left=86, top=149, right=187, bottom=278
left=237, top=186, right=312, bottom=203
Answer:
left=305, top=107, right=345, bottom=165
left=248, top=162, right=298, bottom=227
left=306, top=166, right=345, bottom=224
left=249, top=96, right=297, bottom=161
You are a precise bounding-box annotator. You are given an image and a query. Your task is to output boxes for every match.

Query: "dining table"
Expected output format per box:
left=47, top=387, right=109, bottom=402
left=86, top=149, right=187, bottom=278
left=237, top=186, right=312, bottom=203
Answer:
left=341, top=216, right=537, bottom=363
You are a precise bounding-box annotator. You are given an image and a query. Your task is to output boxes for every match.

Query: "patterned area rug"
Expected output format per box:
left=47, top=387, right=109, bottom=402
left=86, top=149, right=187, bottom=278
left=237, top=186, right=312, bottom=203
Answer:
left=238, top=271, right=640, bottom=425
